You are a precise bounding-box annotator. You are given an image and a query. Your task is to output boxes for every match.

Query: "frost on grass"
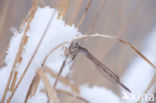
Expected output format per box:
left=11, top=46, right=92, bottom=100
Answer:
left=0, top=6, right=81, bottom=102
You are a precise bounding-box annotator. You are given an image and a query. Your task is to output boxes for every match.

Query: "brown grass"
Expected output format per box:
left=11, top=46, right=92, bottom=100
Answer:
left=1, top=0, right=156, bottom=102
left=87, top=0, right=105, bottom=34
left=68, top=0, right=83, bottom=25
left=53, top=51, right=70, bottom=89
left=0, top=0, right=10, bottom=39
left=77, top=0, right=92, bottom=29
left=24, top=75, right=39, bottom=103
left=43, top=34, right=156, bottom=71
left=1, top=0, right=38, bottom=102
left=43, top=66, right=79, bottom=93
left=58, top=0, right=70, bottom=19
left=101, top=0, right=146, bottom=61
left=37, top=69, right=60, bottom=103
left=10, top=71, right=18, bottom=92
left=7, top=7, right=56, bottom=102
left=56, top=89, right=89, bottom=103
left=0, top=45, right=8, bottom=67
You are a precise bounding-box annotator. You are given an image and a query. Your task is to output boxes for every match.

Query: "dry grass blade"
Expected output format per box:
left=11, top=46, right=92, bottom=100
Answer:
left=41, top=34, right=156, bottom=94
left=7, top=9, right=56, bottom=102
left=119, top=39, right=156, bottom=70
left=38, top=0, right=46, bottom=7
left=87, top=0, right=105, bottom=34
left=62, top=0, right=70, bottom=20
left=37, top=69, right=60, bottom=103
left=42, top=42, right=68, bottom=67
left=1, top=0, right=38, bottom=102
left=18, top=0, right=39, bottom=32
left=43, top=66, right=79, bottom=93
left=43, top=34, right=156, bottom=72
left=24, top=75, right=40, bottom=103
left=53, top=51, right=70, bottom=88
left=57, top=0, right=65, bottom=19
left=56, top=89, right=89, bottom=103
left=10, top=71, right=18, bottom=92
left=68, top=0, right=83, bottom=25
left=58, top=0, right=70, bottom=19
left=0, top=0, right=10, bottom=38
left=77, top=0, right=92, bottom=29
left=30, top=75, right=40, bottom=97
left=0, top=45, right=8, bottom=67
left=101, top=0, right=146, bottom=61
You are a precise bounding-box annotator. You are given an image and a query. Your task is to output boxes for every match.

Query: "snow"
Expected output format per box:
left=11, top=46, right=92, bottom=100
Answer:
left=0, top=6, right=81, bottom=103
left=80, top=85, right=121, bottom=103
left=121, top=27, right=156, bottom=102
left=0, top=5, right=156, bottom=103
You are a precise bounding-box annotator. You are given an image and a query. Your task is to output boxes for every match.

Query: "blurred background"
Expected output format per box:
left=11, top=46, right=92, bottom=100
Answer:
left=0, top=0, right=156, bottom=102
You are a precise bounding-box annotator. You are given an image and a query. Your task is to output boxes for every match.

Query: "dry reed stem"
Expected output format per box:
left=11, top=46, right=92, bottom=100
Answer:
left=77, top=0, right=92, bottom=29
left=101, top=0, right=146, bottom=61
left=68, top=0, right=83, bottom=25
left=0, top=45, right=8, bottom=67
left=37, top=69, right=60, bottom=103
left=10, top=71, right=18, bottom=92
left=43, top=66, right=79, bottom=93
left=30, top=76, right=40, bottom=97
left=41, top=88, right=88, bottom=103
left=56, top=89, right=89, bottom=103
left=18, top=0, right=39, bottom=32
left=87, top=0, right=105, bottom=34
left=24, top=75, right=39, bottom=103
left=42, top=42, right=68, bottom=66
left=58, top=0, right=70, bottom=19
left=62, top=0, right=70, bottom=20
left=53, top=51, right=70, bottom=89
left=0, top=0, right=10, bottom=38
left=7, top=10, right=56, bottom=102
left=38, top=0, right=46, bottom=7
left=43, top=34, right=156, bottom=75
left=119, top=39, right=156, bottom=70
left=1, top=0, right=38, bottom=102
left=57, top=0, right=65, bottom=19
